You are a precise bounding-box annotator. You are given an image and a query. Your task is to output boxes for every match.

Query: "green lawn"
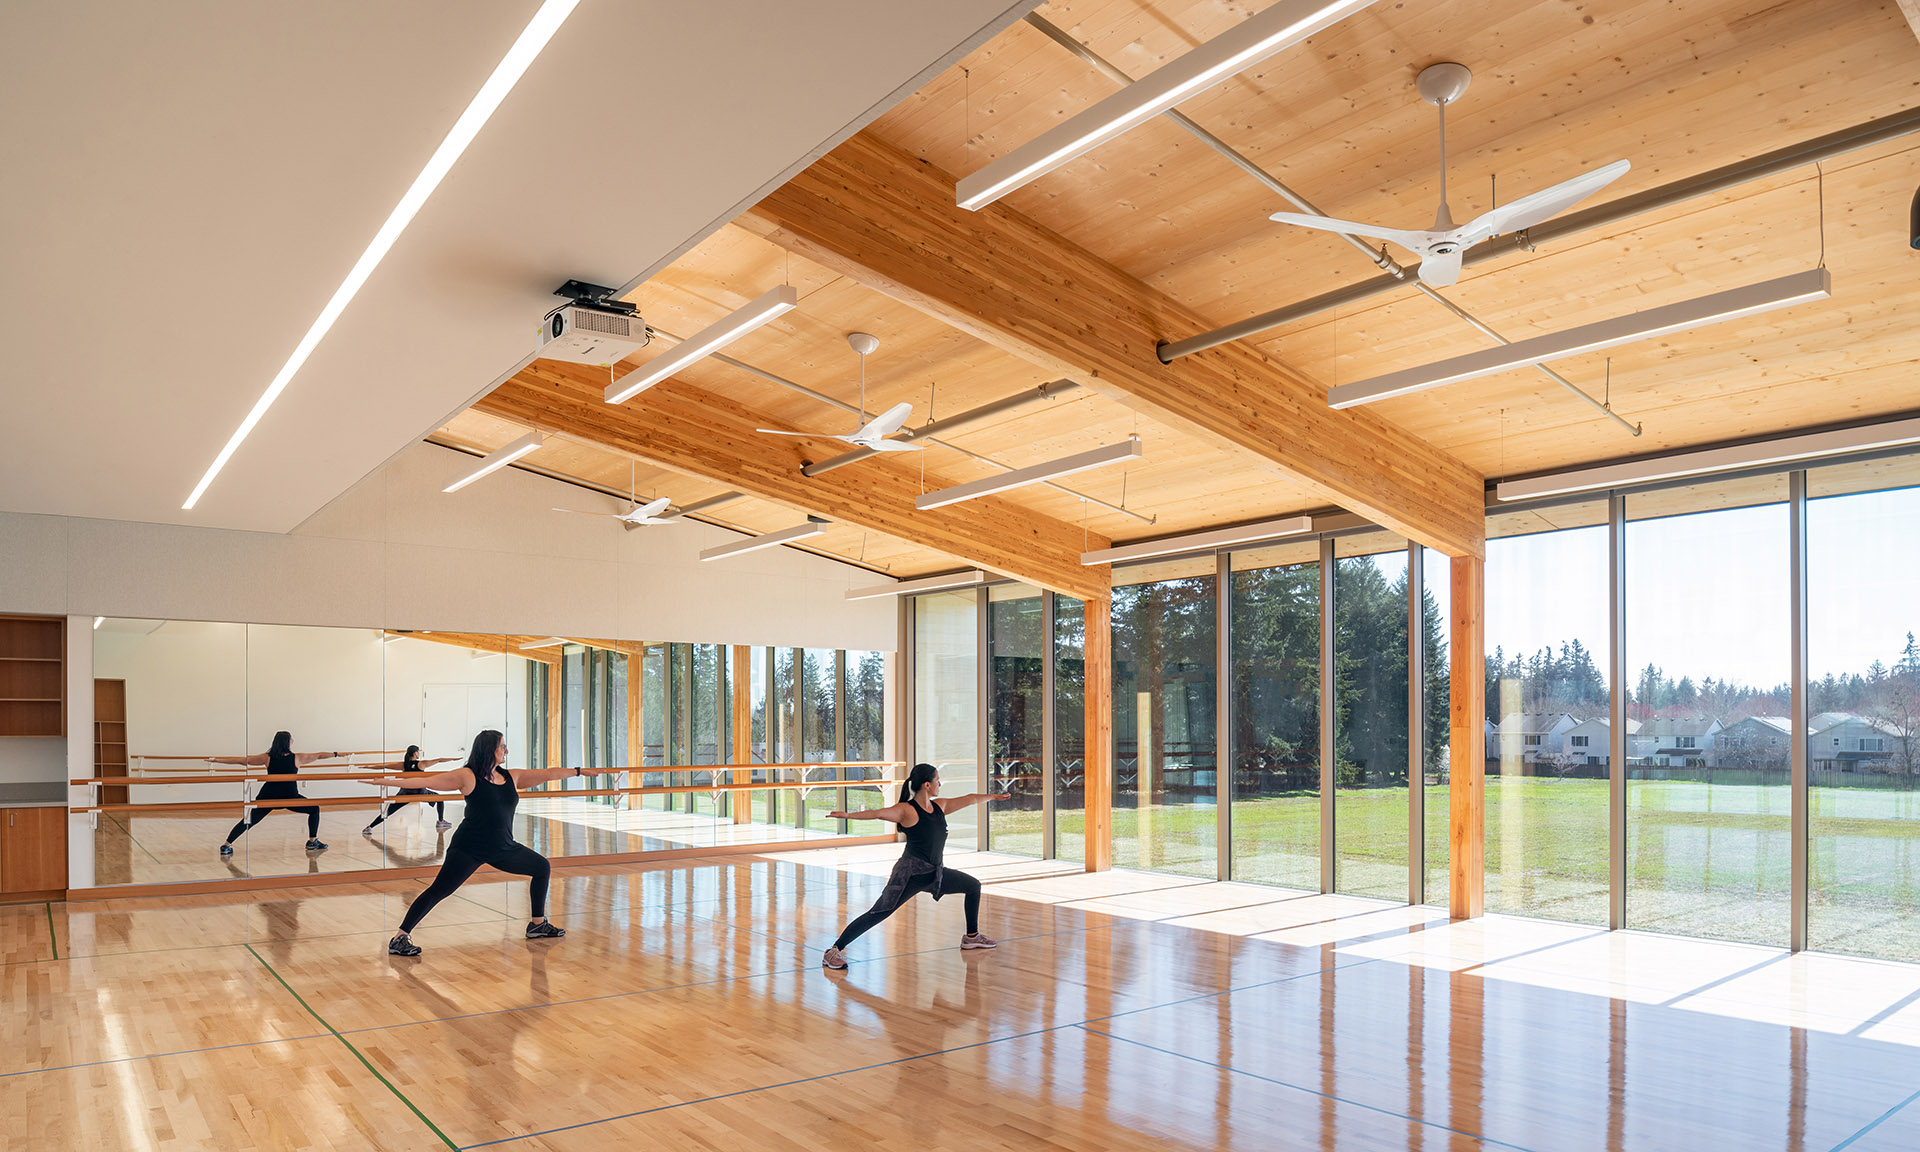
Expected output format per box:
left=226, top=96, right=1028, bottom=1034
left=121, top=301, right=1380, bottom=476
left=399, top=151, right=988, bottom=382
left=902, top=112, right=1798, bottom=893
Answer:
left=984, top=776, right=1920, bottom=963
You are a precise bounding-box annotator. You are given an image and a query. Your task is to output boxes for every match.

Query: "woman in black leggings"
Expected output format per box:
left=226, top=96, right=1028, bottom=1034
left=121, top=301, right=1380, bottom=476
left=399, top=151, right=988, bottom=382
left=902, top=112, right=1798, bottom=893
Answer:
left=213, top=731, right=343, bottom=855
left=361, top=745, right=460, bottom=835
left=362, top=729, right=583, bottom=957
left=821, top=763, right=1008, bottom=970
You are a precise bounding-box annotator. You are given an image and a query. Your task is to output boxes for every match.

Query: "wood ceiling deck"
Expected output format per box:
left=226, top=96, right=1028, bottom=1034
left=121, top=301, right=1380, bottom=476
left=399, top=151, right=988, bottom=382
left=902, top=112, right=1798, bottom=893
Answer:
left=441, top=0, right=1920, bottom=583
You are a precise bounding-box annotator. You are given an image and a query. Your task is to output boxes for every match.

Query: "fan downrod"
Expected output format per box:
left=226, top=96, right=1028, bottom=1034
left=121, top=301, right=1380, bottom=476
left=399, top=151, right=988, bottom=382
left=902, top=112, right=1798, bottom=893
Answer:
left=1416, top=62, right=1471, bottom=107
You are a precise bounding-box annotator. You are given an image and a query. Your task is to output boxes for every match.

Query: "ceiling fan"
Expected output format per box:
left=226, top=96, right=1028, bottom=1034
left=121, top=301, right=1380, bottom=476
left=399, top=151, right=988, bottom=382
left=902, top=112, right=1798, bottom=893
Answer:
left=758, top=333, right=924, bottom=453
left=1267, top=63, right=1630, bottom=288
left=552, top=460, right=676, bottom=530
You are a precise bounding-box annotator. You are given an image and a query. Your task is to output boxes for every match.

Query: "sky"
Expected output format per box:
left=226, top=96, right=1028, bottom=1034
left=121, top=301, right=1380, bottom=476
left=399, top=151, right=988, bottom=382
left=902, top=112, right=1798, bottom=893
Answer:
left=1475, top=486, right=1920, bottom=689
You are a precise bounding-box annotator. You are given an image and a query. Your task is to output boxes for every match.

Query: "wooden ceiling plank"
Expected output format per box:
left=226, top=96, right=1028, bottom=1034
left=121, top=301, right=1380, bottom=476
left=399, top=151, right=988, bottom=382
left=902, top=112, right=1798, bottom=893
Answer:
left=477, top=361, right=1113, bottom=602
left=736, top=129, right=1486, bottom=557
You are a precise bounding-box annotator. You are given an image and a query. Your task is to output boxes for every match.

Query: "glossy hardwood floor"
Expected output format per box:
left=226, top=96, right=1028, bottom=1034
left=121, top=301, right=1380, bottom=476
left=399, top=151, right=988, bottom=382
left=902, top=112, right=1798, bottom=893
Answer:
left=10, top=845, right=1920, bottom=1150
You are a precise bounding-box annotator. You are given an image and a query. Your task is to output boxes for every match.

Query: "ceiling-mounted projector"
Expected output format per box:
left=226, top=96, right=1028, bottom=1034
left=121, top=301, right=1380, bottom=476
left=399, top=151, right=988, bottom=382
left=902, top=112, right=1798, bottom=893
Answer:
left=536, top=280, right=649, bottom=366
left=538, top=303, right=649, bottom=366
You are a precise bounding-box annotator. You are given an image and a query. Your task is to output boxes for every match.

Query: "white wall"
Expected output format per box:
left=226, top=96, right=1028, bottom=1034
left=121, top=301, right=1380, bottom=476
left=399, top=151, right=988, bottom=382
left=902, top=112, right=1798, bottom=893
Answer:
left=0, top=441, right=897, bottom=652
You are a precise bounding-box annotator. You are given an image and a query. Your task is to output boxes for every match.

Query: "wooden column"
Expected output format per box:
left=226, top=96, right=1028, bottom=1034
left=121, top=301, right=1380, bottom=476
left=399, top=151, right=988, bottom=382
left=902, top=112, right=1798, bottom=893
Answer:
left=625, top=645, right=643, bottom=772
left=1449, top=555, right=1485, bottom=919
left=732, top=644, right=752, bottom=823
left=1083, top=593, right=1113, bottom=872
left=545, top=662, right=565, bottom=770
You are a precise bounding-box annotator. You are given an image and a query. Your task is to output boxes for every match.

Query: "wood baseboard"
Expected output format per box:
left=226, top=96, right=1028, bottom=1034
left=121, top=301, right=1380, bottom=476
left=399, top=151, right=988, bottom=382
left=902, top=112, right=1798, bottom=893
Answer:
left=62, top=833, right=900, bottom=902
left=0, top=888, right=65, bottom=904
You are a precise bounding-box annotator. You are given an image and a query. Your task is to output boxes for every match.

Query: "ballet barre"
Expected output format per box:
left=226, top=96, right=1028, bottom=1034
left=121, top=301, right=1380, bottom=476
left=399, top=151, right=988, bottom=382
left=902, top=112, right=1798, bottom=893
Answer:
left=69, top=776, right=907, bottom=815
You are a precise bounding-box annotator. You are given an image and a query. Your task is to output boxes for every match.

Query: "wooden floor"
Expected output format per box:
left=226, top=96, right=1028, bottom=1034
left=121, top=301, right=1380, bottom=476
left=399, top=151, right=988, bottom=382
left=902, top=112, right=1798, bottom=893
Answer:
left=10, top=846, right=1920, bottom=1150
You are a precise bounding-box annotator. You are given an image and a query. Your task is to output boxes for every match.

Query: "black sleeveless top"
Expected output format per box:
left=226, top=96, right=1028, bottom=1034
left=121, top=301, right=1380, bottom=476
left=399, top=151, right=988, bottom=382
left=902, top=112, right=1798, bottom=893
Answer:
left=451, top=767, right=518, bottom=852
left=257, top=750, right=301, bottom=800
left=901, top=797, right=947, bottom=868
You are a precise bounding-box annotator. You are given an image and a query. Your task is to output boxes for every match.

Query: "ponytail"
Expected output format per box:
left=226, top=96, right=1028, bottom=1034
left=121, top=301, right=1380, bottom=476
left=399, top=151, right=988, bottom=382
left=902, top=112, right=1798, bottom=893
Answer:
left=900, top=762, right=938, bottom=804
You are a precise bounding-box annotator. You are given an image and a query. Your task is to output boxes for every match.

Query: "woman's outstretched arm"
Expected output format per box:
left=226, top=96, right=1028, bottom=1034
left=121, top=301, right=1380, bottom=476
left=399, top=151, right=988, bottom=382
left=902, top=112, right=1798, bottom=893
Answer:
left=510, top=766, right=599, bottom=788
left=358, top=767, right=474, bottom=793
left=207, top=753, right=268, bottom=766
left=936, top=792, right=1011, bottom=813
left=826, top=800, right=918, bottom=825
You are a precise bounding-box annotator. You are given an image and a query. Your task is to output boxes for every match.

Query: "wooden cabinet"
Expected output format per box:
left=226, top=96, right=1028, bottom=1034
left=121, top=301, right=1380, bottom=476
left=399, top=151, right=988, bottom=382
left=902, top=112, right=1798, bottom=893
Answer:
left=0, top=807, right=67, bottom=894
left=96, top=679, right=128, bottom=806
left=0, top=615, right=65, bottom=738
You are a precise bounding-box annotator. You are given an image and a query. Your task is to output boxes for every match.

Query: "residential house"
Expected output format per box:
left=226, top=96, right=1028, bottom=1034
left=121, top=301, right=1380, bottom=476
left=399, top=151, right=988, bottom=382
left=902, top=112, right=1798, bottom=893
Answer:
left=1560, top=717, right=1642, bottom=767
left=1490, top=712, right=1580, bottom=774
left=1813, top=714, right=1908, bottom=772
left=1715, top=715, right=1800, bottom=769
left=1634, top=717, right=1722, bottom=767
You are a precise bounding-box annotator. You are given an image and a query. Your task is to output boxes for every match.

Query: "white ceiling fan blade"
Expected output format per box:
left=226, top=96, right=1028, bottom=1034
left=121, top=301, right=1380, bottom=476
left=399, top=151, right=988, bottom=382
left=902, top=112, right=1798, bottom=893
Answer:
left=859, top=402, right=914, bottom=439
left=1417, top=249, right=1464, bottom=288
left=1458, top=159, right=1630, bottom=246
left=862, top=438, right=925, bottom=453
left=552, top=507, right=620, bottom=519
left=620, top=496, right=673, bottom=522
left=1269, top=211, right=1433, bottom=253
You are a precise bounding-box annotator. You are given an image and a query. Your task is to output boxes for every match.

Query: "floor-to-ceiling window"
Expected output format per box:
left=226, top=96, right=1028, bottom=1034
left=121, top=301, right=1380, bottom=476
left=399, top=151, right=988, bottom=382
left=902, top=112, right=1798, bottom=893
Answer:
left=1808, top=457, right=1920, bottom=959
left=915, top=591, right=980, bottom=845
left=1229, top=540, right=1320, bottom=890
left=1055, top=595, right=1087, bottom=864
left=1483, top=502, right=1611, bottom=924
left=1626, top=476, right=1791, bottom=946
left=1333, top=536, right=1411, bottom=899
left=988, top=584, right=1045, bottom=857
left=801, top=648, right=838, bottom=831
left=844, top=649, right=887, bottom=822
left=1113, top=562, right=1218, bottom=878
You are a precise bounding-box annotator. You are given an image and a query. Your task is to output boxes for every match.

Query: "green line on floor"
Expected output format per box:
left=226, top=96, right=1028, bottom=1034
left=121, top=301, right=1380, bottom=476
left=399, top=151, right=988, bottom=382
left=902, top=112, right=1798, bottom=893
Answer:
left=243, top=943, right=458, bottom=1151
left=44, top=903, right=57, bottom=960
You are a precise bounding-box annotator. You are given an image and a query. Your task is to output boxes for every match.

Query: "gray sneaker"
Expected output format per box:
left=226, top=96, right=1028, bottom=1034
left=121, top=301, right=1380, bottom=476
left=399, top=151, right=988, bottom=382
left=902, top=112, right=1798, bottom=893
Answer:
left=822, top=946, right=848, bottom=970
left=961, top=932, right=998, bottom=950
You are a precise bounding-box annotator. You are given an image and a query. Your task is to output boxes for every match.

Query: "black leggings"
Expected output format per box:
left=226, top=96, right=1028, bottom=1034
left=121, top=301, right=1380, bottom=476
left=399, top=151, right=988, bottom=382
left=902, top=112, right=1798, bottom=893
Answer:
left=400, top=843, right=550, bottom=933
left=366, top=797, right=445, bottom=828
left=226, top=803, right=320, bottom=842
left=834, top=865, right=981, bottom=950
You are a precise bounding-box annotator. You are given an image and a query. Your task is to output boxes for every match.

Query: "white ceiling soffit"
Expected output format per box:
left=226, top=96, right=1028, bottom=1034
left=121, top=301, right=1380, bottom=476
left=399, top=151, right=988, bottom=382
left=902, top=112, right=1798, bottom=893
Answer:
left=0, top=0, right=1035, bottom=532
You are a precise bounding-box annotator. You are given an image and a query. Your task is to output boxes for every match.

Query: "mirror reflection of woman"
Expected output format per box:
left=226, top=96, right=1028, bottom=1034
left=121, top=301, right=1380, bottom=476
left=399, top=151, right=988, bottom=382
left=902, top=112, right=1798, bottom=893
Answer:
left=821, top=763, right=1008, bottom=970
left=361, top=745, right=460, bottom=837
left=360, top=729, right=582, bottom=957
left=212, top=731, right=341, bottom=855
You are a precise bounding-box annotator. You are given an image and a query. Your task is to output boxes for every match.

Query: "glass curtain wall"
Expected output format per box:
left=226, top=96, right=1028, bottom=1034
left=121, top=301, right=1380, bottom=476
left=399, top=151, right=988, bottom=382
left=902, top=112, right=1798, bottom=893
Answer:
left=1113, top=561, right=1218, bottom=878
left=1807, top=457, right=1920, bottom=959
left=1333, top=537, right=1411, bottom=899
left=801, top=648, right=838, bottom=831
left=1055, top=596, right=1087, bottom=864
left=1626, top=476, right=1791, bottom=946
left=844, top=650, right=887, bottom=821
left=1482, top=503, right=1611, bottom=923
left=1228, top=540, right=1321, bottom=890
left=988, top=585, right=1045, bottom=857
left=914, top=591, right=980, bottom=845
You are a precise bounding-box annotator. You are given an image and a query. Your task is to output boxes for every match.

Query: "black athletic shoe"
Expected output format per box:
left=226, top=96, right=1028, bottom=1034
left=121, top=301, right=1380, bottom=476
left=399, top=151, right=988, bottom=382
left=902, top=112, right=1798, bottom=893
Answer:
left=306, top=838, right=329, bottom=852
left=526, top=921, right=566, bottom=940
left=219, top=843, right=233, bottom=857
left=387, top=933, right=422, bottom=957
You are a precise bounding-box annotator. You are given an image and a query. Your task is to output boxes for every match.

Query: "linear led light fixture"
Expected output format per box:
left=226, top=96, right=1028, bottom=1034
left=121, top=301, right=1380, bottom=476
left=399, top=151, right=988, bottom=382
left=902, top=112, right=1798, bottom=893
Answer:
left=844, top=570, right=989, bottom=600
left=605, top=285, right=797, bottom=404
left=916, top=436, right=1142, bottom=511
left=1081, top=514, right=1313, bottom=566
left=518, top=637, right=567, bottom=650
left=1327, top=269, right=1831, bottom=409
left=182, top=0, right=579, bottom=510
left=955, top=0, right=1378, bottom=210
left=443, top=430, right=542, bottom=492
left=699, top=517, right=828, bottom=562
left=1496, top=415, right=1920, bottom=502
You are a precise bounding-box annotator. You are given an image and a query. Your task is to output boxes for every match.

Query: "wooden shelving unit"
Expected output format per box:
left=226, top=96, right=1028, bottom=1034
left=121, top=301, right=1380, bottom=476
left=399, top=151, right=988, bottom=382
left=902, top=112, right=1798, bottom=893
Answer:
left=95, top=679, right=128, bottom=806
left=0, top=616, right=63, bottom=738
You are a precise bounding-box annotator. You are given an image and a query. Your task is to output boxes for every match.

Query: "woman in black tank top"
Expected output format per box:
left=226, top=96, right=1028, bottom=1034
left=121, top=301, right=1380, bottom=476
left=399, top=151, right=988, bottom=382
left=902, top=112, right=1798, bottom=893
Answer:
left=360, top=728, right=587, bottom=957
left=212, top=731, right=344, bottom=855
left=822, top=763, right=1009, bottom=970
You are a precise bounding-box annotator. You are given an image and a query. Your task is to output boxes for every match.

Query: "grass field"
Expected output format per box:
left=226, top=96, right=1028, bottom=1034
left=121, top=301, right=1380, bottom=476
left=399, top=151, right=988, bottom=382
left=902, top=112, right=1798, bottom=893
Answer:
left=986, top=776, right=1920, bottom=963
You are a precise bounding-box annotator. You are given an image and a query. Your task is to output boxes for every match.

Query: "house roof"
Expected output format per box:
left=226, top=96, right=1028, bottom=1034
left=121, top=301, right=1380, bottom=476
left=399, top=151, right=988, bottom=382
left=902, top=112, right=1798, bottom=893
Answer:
left=1567, top=717, right=1642, bottom=734
left=1640, top=717, right=1721, bottom=738
left=1496, top=712, right=1578, bottom=735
